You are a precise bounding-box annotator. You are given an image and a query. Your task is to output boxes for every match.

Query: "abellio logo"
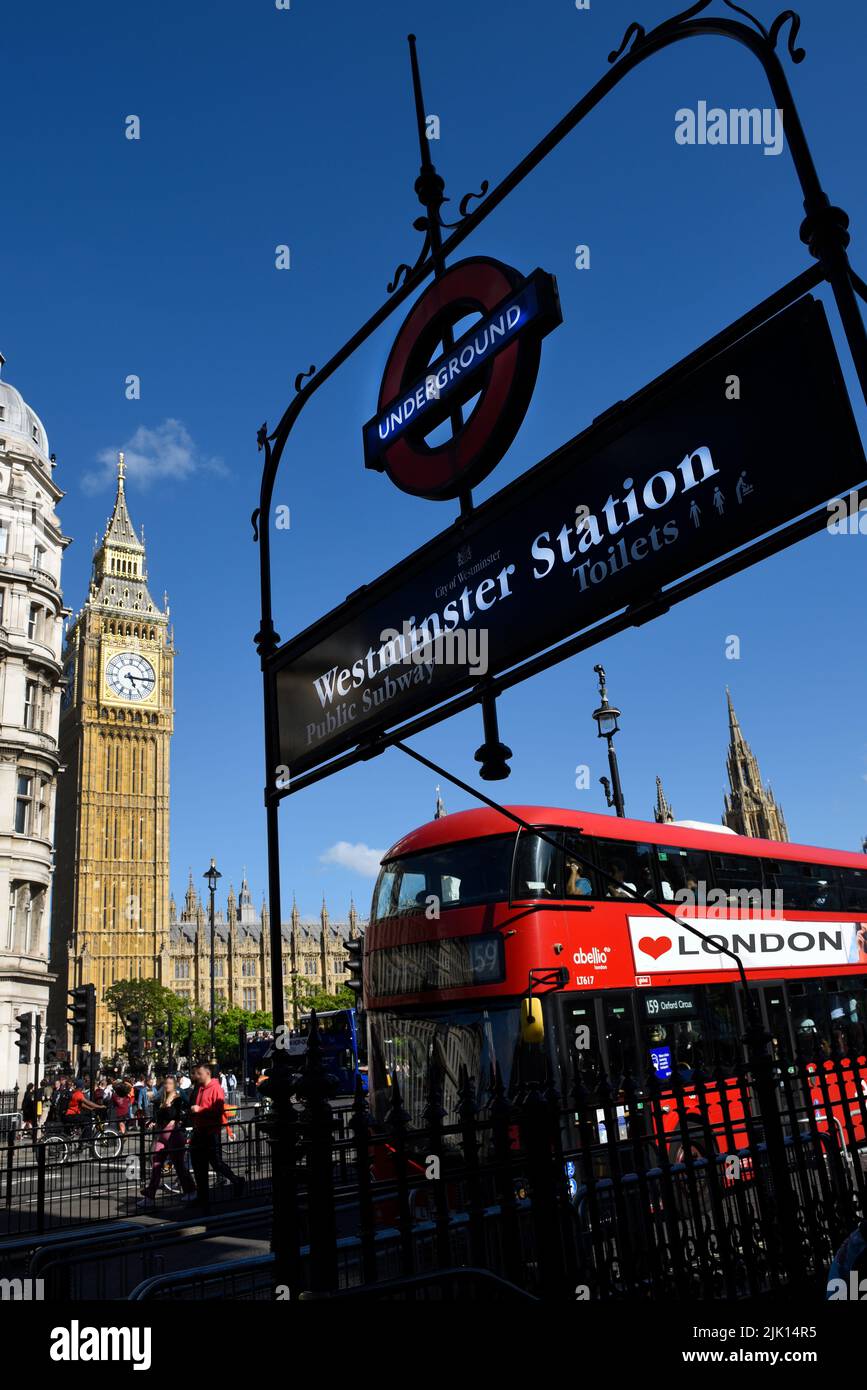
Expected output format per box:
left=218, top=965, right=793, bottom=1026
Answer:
left=573, top=946, right=610, bottom=968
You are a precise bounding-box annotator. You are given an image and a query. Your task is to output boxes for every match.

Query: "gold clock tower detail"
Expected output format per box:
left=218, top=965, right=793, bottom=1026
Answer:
left=50, top=455, right=174, bottom=1058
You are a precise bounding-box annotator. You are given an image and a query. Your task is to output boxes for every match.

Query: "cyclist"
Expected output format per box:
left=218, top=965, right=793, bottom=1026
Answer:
left=63, top=1079, right=105, bottom=1137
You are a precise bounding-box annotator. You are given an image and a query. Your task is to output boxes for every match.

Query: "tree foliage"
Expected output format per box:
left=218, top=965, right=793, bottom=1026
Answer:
left=104, top=978, right=278, bottom=1069
left=296, top=981, right=355, bottom=1015
left=103, top=978, right=190, bottom=1030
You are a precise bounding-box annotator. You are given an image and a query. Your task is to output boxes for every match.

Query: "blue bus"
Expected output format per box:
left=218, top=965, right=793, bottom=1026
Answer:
left=299, top=1008, right=367, bottom=1094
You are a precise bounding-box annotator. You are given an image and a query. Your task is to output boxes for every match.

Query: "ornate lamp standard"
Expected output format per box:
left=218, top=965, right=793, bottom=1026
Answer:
left=202, top=858, right=222, bottom=1063
left=592, top=664, right=626, bottom=817
left=290, top=968, right=300, bottom=1029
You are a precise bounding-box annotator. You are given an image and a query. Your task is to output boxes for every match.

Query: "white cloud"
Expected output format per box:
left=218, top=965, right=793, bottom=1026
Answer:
left=320, top=842, right=383, bottom=878
left=83, top=419, right=227, bottom=492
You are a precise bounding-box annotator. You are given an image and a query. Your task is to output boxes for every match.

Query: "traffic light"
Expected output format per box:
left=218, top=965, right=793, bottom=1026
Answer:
left=126, top=1012, right=142, bottom=1056
left=153, top=1023, right=166, bottom=1048
left=14, top=1013, right=32, bottom=1063
left=344, top=935, right=363, bottom=1000
left=69, top=984, right=95, bottom=1047
left=43, top=1031, right=59, bottom=1067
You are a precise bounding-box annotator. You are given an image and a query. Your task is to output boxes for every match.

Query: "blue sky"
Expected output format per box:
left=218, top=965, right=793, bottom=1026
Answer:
left=2, top=0, right=866, bottom=925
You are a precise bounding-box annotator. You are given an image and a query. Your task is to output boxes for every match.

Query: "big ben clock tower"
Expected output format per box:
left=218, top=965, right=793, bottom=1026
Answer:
left=49, top=454, right=174, bottom=1058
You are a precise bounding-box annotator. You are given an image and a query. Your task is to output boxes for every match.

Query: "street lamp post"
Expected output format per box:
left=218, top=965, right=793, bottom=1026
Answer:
left=203, top=858, right=222, bottom=1064
left=592, top=664, right=625, bottom=818
left=290, top=969, right=300, bottom=1029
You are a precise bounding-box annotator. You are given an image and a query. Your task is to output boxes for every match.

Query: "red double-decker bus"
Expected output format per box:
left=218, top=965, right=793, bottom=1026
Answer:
left=364, top=806, right=867, bottom=1163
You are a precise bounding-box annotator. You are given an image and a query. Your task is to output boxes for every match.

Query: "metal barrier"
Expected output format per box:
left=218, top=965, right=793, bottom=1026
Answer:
left=129, top=1252, right=277, bottom=1300
left=0, top=1111, right=19, bottom=1141
left=6, top=1026, right=864, bottom=1301
left=0, top=1221, right=143, bottom=1278
left=298, top=1268, right=540, bottom=1301
left=0, top=1115, right=271, bottom=1237
left=32, top=1204, right=274, bottom=1300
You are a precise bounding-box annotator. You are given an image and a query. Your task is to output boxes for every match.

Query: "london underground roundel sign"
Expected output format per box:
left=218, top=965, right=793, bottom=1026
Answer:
left=363, top=256, right=561, bottom=500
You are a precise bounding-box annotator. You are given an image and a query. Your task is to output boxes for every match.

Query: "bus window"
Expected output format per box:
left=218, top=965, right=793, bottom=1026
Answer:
left=594, top=839, right=656, bottom=901
left=839, top=866, right=867, bottom=911
left=703, top=983, right=740, bottom=1071
left=643, top=1018, right=703, bottom=1082
left=367, top=1003, right=525, bottom=1128
left=602, top=995, right=637, bottom=1080
left=762, top=859, right=841, bottom=911
left=513, top=831, right=561, bottom=899
left=639, top=990, right=703, bottom=1081
left=655, top=846, right=712, bottom=904
left=765, top=989, right=792, bottom=1062
left=396, top=872, right=427, bottom=913
left=788, top=982, right=832, bottom=1061
left=563, top=833, right=596, bottom=898
left=557, top=996, right=602, bottom=1093
left=372, top=835, right=514, bottom=919
left=709, top=852, right=765, bottom=907
left=826, top=981, right=867, bottom=1058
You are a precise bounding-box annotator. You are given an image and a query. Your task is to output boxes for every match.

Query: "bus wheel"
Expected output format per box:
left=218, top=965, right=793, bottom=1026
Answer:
left=668, top=1131, right=704, bottom=1166
left=668, top=1131, right=711, bottom=1223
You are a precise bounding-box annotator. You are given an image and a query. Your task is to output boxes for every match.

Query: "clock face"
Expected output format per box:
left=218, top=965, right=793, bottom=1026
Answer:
left=105, top=652, right=156, bottom=702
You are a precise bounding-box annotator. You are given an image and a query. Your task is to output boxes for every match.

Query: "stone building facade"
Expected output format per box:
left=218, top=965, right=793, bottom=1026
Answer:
left=0, top=358, right=68, bottom=1090
left=168, top=873, right=364, bottom=1025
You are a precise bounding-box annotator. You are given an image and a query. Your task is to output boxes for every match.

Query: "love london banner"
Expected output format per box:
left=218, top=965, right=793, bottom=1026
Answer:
left=271, top=296, right=866, bottom=779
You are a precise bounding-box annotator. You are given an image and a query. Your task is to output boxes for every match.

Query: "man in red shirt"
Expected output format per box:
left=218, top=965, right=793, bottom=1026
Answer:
left=188, top=1064, right=245, bottom=1210
left=64, top=1080, right=105, bottom=1134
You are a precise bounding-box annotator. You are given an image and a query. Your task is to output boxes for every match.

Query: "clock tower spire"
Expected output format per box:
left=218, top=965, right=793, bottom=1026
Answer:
left=49, top=459, right=174, bottom=1057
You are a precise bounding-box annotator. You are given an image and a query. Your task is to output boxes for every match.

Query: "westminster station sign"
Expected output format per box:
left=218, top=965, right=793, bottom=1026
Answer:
left=271, top=297, right=866, bottom=778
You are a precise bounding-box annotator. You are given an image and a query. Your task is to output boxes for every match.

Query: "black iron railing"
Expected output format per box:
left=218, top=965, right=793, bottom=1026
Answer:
left=0, top=1115, right=271, bottom=1238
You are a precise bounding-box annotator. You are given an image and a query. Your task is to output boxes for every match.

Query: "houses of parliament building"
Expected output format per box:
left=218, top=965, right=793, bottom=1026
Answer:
left=168, top=874, right=362, bottom=1024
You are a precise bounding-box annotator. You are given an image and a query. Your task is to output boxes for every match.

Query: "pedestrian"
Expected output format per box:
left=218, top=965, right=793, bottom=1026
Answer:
left=178, top=1072, right=192, bottom=1095
left=188, top=1063, right=245, bottom=1211
left=226, top=1070, right=237, bottom=1104
left=20, top=1083, right=38, bottom=1140
left=48, top=1076, right=71, bottom=1127
left=109, top=1080, right=133, bottom=1136
left=133, top=1074, right=152, bottom=1127
left=136, top=1076, right=197, bottom=1208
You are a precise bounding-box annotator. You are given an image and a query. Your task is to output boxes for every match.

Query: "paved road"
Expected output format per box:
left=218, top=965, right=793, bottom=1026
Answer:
left=0, top=1133, right=271, bottom=1237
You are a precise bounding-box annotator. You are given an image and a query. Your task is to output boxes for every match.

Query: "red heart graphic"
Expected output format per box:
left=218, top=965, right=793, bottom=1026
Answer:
left=638, top=935, right=672, bottom=960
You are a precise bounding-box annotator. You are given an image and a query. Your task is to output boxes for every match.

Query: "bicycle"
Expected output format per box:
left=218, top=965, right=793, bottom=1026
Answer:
left=41, top=1116, right=124, bottom=1166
